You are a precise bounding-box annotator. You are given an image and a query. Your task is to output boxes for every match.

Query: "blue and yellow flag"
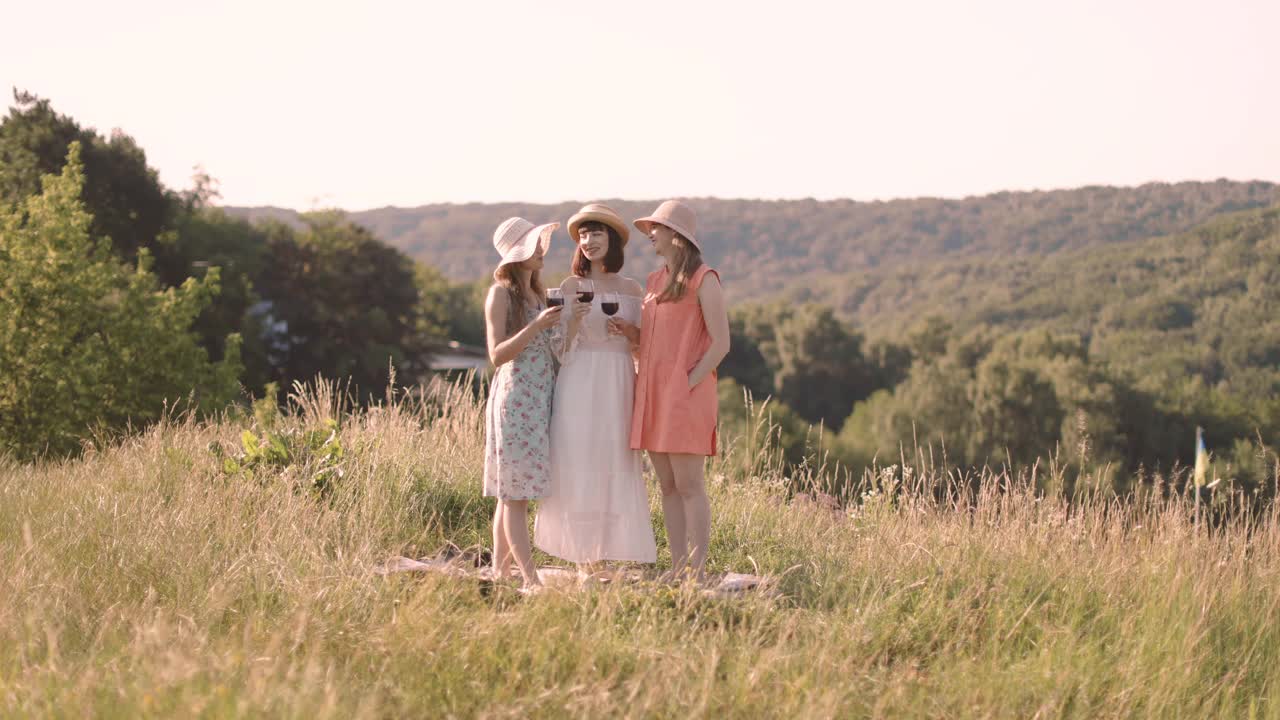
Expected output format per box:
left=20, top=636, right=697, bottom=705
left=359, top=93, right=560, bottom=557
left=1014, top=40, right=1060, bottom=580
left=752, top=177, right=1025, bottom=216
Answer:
left=1193, top=426, right=1209, bottom=488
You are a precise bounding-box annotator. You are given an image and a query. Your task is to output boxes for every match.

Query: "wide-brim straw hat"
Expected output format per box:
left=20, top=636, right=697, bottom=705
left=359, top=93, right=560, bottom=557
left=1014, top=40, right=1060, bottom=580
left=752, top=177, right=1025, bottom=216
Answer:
left=634, top=200, right=700, bottom=251
left=493, top=217, right=558, bottom=279
left=567, top=203, right=630, bottom=246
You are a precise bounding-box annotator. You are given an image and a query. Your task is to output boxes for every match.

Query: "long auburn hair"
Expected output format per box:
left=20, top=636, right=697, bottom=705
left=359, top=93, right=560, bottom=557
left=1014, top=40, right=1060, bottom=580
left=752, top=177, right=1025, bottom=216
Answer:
left=493, top=261, right=545, bottom=335
left=657, top=234, right=704, bottom=303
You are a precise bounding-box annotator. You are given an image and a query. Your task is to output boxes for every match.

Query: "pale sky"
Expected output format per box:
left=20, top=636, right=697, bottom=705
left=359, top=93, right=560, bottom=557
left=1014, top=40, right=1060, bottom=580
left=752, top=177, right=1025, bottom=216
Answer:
left=4, top=0, right=1277, bottom=210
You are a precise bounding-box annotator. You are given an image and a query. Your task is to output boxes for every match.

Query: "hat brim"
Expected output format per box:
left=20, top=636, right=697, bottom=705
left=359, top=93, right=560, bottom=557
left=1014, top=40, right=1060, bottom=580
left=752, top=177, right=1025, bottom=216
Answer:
left=568, top=211, right=631, bottom=246
left=634, top=217, right=700, bottom=251
left=494, top=222, right=558, bottom=278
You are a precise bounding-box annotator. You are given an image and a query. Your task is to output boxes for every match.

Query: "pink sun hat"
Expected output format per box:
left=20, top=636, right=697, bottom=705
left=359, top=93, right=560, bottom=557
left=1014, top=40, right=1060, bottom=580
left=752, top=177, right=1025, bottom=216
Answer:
left=492, top=217, right=558, bottom=279
left=633, top=200, right=700, bottom=251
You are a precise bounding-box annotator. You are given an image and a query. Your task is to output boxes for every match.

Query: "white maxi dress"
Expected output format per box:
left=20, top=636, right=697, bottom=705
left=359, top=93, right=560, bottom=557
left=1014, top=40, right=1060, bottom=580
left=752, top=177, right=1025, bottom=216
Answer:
left=534, top=294, right=657, bottom=564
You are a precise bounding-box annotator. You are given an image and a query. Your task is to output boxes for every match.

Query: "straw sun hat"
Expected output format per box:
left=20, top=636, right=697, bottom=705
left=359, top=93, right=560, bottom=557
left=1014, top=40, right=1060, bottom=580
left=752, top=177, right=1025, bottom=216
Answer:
left=492, top=217, right=558, bottom=279
left=567, top=203, right=631, bottom=246
left=633, top=200, right=700, bottom=251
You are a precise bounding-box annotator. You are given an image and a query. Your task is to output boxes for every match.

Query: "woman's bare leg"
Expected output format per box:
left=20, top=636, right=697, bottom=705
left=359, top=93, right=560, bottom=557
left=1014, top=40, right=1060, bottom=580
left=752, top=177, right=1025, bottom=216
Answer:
left=492, top=501, right=512, bottom=579
left=501, top=500, right=541, bottom=587
left=648, top=451, right=687, bottom=579
left=669, top=453, right=710, bottom=582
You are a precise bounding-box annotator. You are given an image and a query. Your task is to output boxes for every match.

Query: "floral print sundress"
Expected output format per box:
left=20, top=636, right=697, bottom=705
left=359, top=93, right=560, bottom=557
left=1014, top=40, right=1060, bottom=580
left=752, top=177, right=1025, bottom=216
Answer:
left=483, top=305, right=555, bottom=500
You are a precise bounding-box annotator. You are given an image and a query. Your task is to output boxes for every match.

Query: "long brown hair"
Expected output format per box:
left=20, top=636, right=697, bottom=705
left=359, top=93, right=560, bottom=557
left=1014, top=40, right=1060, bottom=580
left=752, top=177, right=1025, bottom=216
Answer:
left=493, top=261, right=545, bottom=335
left=657, top=235, right=704, bottom=303
left=571, top=221, right=625, bottom=277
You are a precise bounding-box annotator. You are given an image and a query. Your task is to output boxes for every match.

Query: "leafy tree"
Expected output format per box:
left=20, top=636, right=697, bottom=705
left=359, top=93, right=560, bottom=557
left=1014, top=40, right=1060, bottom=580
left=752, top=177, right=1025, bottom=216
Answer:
left=720, top=310, right=775, bottom=400
left=414, top=265, right=488, bottom=348
left=837, top=328, right=1155, bottom=477
left=865, top=338, right=913, bottom=394
left=967, top=345, right=1064, bottom=467
left=768, top=304, right=876, bottom=428
left=0, top=90, right=176, bottom=273
left=258, top=212, right=428, bottom=397
left=442, top=279, right=490, bottom=348
left=0, top=144, right=241, bottom=461
left=837, top=352, right=972, bottom=468
left=171, top=205, right=272, bottom=393
left=0, top=93, right=272, bottom=389
left=906, top=315, right=952, bottom=365
left=723, top=302, right=912, bottom=432
left=413, top=262, right=453, bottom=343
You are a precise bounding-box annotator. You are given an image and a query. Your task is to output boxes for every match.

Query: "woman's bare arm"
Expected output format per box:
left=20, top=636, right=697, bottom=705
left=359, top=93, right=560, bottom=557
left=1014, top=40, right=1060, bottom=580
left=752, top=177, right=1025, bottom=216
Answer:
left=486, top=285, right=561, bottom=367
left=687, top=273, right=730, bottom=388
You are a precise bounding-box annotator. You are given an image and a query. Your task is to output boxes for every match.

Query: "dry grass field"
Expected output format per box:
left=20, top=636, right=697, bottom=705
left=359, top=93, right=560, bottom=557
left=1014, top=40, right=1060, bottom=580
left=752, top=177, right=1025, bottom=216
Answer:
left=2, top=379, right=1278, bottom=718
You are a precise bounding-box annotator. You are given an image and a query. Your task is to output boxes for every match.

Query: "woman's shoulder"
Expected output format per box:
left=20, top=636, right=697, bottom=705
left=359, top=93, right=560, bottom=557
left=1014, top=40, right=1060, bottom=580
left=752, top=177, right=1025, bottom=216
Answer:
left=484, top=284, right=511, bottom=323
left=617, top=275, right=645, bottom=297
left=689, top=264, right=719, bottom=291
left=559, top=275, right=582, bottom=291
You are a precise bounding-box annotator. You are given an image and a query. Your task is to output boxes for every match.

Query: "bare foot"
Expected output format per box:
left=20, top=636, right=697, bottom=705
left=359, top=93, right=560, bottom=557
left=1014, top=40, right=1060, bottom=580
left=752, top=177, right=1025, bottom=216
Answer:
left=659, top=567, right=709, bottom=587
left=657, top=569, right=683, bottom=586
left=487, top=570, right=519, bottom=584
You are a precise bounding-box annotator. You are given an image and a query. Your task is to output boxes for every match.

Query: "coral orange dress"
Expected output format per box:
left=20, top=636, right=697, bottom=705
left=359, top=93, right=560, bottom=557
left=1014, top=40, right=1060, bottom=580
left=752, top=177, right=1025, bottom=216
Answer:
left=630, top=264, right=720, bottom=456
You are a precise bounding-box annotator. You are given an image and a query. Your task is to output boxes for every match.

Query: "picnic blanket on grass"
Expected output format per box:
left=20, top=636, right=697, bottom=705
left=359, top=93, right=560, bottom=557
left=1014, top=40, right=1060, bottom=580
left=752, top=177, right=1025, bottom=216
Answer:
left=375, top=545, right=777, bottom=599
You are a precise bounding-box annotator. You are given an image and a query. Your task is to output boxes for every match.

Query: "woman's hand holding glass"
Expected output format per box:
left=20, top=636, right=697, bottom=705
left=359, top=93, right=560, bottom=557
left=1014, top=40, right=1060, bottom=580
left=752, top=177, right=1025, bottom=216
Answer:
left=568, top=279, right=592, bottom=326
left=607, top=316, right=640, bottom=344
left=531, top=304, right=563, bottom=331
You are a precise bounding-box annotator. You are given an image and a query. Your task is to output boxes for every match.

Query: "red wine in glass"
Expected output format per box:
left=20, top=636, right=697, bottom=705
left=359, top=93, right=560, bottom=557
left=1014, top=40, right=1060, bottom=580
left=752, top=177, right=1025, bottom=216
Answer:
left=601, top=292, right=619, bottom=316
left=546, top=288, right=565, bottom=308
left=577, top=290, right=595, bottom=303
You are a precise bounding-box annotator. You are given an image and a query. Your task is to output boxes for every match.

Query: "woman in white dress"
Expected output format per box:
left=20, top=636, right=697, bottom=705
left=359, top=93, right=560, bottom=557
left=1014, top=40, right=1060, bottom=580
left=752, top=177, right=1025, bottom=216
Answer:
left=534, top=204, right=658, bottom=568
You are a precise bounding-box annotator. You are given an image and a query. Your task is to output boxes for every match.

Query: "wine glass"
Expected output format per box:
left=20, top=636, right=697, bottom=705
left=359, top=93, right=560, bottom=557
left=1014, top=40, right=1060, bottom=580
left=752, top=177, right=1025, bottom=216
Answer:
left=601, top=292, right=620, bottom=317
left=546, top=288, right=564, bottom=308
left=576, top=279, right=595, bottom=304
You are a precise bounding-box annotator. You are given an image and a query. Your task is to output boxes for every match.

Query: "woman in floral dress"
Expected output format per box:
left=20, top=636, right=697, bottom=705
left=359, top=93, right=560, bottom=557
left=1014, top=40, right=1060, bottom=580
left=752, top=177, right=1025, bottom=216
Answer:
left=483, top=216, right=562, bottom=590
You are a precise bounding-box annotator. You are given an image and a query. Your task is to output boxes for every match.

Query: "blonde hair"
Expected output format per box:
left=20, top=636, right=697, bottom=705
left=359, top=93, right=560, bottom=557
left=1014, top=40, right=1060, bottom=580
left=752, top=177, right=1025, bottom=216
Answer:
left=657, top=235, right=704, bottom=303
left=493, top=261, right=545, bottom=335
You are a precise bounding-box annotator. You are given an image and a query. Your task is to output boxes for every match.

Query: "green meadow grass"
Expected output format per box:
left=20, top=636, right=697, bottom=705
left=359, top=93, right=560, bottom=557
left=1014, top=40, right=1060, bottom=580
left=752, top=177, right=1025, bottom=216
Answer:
left=2, top=378, right=1279, bottom=718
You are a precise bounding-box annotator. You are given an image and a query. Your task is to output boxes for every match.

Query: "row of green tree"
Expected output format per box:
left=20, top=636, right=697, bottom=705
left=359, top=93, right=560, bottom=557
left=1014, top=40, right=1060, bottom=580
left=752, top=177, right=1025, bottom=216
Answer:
left=0, top=92, right=479, bottom=460
left=714, top=205, right=1280, bottom=496
left=720, top=308, right=1279, bottom=498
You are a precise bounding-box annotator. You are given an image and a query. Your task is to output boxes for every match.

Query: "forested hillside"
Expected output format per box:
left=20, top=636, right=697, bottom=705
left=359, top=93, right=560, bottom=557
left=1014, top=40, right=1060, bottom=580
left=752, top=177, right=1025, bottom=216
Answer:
left=229, top=182, right=1280, bottom=306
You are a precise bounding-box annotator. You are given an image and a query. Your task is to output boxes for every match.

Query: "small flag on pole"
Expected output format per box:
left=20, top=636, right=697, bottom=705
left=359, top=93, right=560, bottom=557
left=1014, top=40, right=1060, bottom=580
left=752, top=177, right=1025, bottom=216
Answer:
left=1193, top=426, right=1209, bottom=488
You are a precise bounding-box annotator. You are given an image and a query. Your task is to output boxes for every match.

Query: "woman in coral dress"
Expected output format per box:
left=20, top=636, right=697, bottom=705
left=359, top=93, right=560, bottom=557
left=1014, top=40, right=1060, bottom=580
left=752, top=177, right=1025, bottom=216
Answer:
left=611, top=200, right=730, bottom=582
